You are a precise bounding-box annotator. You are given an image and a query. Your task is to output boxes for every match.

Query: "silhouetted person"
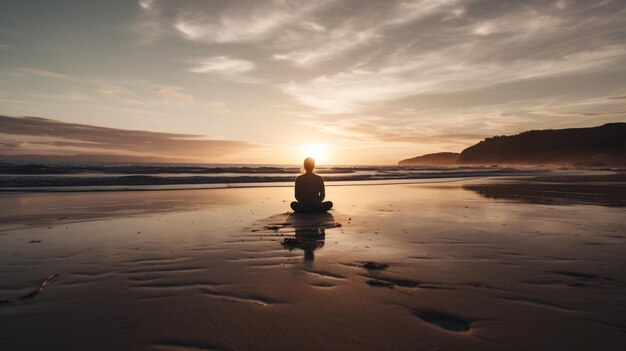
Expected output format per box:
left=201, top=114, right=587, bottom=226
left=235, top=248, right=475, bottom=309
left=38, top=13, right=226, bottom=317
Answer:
left=290, top=157, right=333, bottom=213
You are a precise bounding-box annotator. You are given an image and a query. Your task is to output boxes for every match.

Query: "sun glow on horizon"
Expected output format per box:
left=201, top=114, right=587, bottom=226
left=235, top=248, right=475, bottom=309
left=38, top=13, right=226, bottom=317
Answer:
left=300, top=143, right=328, bottom=165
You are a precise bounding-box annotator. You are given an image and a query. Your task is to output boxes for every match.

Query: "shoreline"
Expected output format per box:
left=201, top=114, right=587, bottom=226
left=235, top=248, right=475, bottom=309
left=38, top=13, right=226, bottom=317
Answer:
left=0, top=176, right=488, bottom=193
left=0, top=164, right=562, bottom=190
left=0, top=168, right=617, bottom=193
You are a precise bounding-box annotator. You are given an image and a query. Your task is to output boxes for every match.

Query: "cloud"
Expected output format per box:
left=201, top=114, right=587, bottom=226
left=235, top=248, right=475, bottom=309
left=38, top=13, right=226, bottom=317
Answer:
left=20, top=67, right=71, bottom=79
left=604, top=94, right=626, bottom=100
left=134, top=0, right=626, bottom=115
left=206, top=101, right=231, bottom=114
left=189, top=56, right=258, bottom=83
left=171, top=0, right=335, bottom=44
left=301, top=117, right=488, bottom=145
left=273, top=0, right=462, bottom=66
left=280, top=40, right=626, bottom=113
left=275, top=0, right=626, bottom=113
left=98, top=84, right=130, bottom=95
left=281, top=71, right=424, bottom=114
left=174, top=13, right=283, bottom=44
left=0, top=139, right=28, bottom=148
left=97, top=83, right=144, bottom=104
left=133, top=0, right=170, bottom=45
left=154, top=87, right=194, bottom=104
left=189, top=56, right=254, bottom=74
left=138, top=0, right=155, bottom=10
left=545, top=110, right=626, bottom=117
left=0, top=115, right=253, bottom=160
left=272, top=27, right=379, bottom=66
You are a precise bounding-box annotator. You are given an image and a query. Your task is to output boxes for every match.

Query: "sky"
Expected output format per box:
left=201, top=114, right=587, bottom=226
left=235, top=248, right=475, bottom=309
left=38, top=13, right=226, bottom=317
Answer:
left=0, top=0, right=625, bottom=165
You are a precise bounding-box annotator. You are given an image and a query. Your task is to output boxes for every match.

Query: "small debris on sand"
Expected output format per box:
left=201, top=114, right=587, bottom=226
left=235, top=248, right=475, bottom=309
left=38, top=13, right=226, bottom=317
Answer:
left=366, top=279, right=394, bottom=288
left=29, top=240, right=42, bottom=243
left=361, top=262, right=389, bottom=270
left=19, top=274, right=60, bottom=300
left=1, top=274, right=60, bottom=305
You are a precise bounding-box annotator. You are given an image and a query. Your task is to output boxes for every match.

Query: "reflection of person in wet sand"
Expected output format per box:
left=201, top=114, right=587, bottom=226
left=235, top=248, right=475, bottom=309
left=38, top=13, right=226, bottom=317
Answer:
left=290, top=157, right=333, bottom=213
left=282, top=212, right=333, bottom=261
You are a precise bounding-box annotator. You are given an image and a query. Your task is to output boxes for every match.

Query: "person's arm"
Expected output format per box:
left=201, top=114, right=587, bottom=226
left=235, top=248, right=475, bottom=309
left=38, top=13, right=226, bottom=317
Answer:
left=319, top=178, right=325, bottom=202
left=295, top=178, right=302, bottom=201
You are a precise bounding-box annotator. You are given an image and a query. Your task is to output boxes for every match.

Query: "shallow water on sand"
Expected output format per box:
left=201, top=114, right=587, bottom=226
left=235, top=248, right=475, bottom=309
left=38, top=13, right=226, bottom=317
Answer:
left=0, top=178, right=625, bottom=350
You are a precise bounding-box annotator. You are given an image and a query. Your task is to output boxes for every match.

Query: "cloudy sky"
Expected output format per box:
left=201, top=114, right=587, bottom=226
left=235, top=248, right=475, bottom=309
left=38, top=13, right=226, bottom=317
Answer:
left=0, top=0, right=625, bottom=164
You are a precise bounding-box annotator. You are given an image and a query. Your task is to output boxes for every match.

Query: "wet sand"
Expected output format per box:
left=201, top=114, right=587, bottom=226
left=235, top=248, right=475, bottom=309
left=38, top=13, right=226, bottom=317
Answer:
left=0, top=176, right=625, bottom=350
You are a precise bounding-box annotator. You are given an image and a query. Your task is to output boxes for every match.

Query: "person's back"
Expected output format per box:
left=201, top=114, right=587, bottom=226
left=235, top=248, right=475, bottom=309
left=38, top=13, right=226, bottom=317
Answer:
left=295, top=172, right=324, bottom=204
left=291, top=157, right=333, bottom=213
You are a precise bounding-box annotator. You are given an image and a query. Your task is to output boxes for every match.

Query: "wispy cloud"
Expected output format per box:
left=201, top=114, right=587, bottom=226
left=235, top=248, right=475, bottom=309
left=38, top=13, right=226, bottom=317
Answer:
left=300, top=117, right=488, bottom=145
left=281, top=71, right=424, bottom=114
left=98, top=84, right=129, bottom=95
left=0, top=139, right=28, bottom=148
left=206, top=101, right=231, bottom=114
left=135, top=0, right=626, bottom=116
left=97, top=83, right=144, bottom=105
left=273, top=27, right=379, bottom=66
left=189, top=56, right=258, bottom=83
left=280, top=35, right=626, bottom=113
left=154, top=87, right=194, bottom=104
left=604, top=94, right=626, bottom=100
left=0, top=115, right=253, bottom=160
left=544, top=110, right=626, bottom=117
left=138, top=0, right=155, bottom=10
left=172, top=0, right=335, bottom=44
left=273, top=0, right=462, bottom=66
left=20, top=67, right=71, bottom=79
left=189, top=56, right=254, bottom=74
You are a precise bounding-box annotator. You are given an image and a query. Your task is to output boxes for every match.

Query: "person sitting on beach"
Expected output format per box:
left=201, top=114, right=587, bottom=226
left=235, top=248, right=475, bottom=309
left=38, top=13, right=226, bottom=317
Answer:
left=290, top=157, right=333, bottom=213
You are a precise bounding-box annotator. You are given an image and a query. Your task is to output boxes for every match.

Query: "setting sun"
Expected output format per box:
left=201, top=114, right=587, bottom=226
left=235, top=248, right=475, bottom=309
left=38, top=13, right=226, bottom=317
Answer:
left=300, top=143, right=328, bottom=164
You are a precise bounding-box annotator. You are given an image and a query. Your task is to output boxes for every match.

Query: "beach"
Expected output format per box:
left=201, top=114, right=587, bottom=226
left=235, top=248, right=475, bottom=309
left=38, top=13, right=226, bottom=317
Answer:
left=1, top=175, right=625, bottom=350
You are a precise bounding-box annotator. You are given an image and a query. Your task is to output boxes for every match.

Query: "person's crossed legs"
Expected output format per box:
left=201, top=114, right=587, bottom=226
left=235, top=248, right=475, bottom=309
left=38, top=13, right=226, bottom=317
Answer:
left=290, top=201, right=333, bottom=213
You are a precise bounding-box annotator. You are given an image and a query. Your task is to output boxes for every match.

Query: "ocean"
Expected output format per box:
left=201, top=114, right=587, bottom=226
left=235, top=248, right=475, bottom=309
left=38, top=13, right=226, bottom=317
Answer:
left=0, top=161, right=553, bottom=191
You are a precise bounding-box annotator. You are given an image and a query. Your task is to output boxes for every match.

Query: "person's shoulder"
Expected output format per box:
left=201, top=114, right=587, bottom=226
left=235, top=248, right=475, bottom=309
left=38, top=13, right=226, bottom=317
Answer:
left=296, top=173, right=311, bottom=181
left=297, top=173, right=323, bottom=181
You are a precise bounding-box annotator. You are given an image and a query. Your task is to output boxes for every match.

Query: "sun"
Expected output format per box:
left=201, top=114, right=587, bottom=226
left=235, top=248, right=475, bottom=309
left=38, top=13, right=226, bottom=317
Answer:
left=300, top=143, right=328, bottom=164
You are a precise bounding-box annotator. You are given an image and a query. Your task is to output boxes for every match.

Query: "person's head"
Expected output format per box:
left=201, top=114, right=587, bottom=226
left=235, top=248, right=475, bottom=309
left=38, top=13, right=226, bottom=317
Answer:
left=303, top=157, right=315, bottom=173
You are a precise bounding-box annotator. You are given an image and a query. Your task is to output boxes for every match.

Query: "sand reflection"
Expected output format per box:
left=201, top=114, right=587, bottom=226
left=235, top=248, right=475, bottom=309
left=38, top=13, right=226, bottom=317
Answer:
left=254, top=212, right=341, bottom=262
left=281, top=212, right=336, bottom=261
left=463, top=175, right=626, bottom=207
